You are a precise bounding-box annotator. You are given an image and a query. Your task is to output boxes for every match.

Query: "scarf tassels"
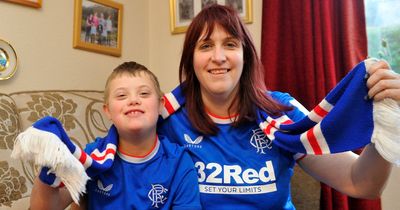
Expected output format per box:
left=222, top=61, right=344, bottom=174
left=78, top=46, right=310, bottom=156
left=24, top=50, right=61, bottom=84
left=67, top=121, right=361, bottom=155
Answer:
left=11, top=117, right=119, bottom=203
left=11, top=124, right=88, bottom=203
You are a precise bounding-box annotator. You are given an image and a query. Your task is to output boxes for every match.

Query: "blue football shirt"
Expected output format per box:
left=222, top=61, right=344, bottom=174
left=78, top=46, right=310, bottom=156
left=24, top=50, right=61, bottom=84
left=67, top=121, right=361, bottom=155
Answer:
left=158, top=92, right=307, bottom=210
left=84, top=135, right=201, bottom=210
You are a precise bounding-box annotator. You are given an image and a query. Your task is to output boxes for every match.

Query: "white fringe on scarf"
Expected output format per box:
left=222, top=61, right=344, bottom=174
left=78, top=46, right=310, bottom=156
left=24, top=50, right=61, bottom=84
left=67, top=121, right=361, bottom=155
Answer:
left=365, top=58, right=400, bottom=166
left=11, top=127, right=89, bottom=204
left=372, top=99, right=400, bottom=166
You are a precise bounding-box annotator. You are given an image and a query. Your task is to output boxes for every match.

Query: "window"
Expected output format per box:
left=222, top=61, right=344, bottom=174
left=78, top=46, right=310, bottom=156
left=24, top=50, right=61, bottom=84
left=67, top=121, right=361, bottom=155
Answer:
left=365, top=0, right=400, bottom=73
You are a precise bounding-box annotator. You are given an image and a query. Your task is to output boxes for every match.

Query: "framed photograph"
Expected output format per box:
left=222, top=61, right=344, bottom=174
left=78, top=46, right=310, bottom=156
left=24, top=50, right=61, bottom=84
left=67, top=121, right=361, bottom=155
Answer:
left=73, top=0, right=123, bottom=57
left=169, top=0, right=252, bottom=34
left=1, top=0, right=42, bottom=8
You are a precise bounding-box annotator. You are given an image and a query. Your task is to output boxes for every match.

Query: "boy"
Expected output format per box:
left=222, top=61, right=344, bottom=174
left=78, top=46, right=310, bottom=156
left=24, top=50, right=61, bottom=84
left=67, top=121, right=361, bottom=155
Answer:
left=28, top=62, right=201, bottom=210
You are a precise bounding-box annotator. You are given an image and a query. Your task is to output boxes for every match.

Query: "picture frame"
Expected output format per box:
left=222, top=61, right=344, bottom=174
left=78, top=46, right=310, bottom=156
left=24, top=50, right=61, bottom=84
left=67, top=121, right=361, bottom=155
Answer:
left=1, top=0, right=42, bottom=8
left=169, top=0, right=253, bottom=34
left=73, top=0, right=123, bottom=57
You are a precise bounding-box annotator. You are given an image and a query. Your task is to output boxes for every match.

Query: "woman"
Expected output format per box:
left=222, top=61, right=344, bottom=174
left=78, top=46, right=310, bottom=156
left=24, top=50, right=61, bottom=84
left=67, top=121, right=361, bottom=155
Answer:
left=158, top=4, right=400, bottom=209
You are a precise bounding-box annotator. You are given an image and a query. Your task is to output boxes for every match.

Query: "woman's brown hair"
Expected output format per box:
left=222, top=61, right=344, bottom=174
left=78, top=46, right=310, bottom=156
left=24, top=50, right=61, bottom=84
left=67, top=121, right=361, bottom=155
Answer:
left=179, top=4, right=291, bottom=135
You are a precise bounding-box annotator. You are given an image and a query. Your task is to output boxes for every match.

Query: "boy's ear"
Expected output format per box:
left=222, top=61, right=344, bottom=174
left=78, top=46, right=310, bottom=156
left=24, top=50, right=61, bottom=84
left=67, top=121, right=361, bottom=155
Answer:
left=158, top=97, right=165, bottom=114
left=103, top=104, right=112, bottom=120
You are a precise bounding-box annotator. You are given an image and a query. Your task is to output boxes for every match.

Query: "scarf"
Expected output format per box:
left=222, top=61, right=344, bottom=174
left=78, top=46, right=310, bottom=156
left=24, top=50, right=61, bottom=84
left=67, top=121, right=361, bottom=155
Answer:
left=161, top=60, right=400, bottom=161
left=12, top=118, right=118, bottom=203
left=12, top=60, right=400, bottom=204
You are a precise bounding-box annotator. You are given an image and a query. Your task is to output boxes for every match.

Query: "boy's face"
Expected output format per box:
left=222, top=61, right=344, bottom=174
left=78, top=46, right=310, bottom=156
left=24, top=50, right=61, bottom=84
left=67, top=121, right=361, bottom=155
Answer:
left=103, top=73, right=162, bottom=136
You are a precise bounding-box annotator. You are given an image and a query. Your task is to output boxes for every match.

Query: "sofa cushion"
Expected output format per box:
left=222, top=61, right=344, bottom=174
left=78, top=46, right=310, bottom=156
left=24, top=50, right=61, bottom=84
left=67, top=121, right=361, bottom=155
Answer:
left=0, top=93, right=20, bottom=150
left=0, top=93, right=27, bottom=208
left=10, top=90, right=111, bottom=147
left=0, top=90, right=111, bottom=209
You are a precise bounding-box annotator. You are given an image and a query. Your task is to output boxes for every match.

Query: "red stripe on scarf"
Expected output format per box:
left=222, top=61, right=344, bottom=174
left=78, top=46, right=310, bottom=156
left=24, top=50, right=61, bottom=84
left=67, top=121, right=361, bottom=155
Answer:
left=282, top=119, right=293, bottom=124
left=163, top=95, right=176, bottom=115
left=78, top=149, right=87, bottom=164
left=306, top=127, right=322, bottom=155
left=314, top=105, right=329, bottom=118
left=90, top=148, right=116, bottom=161
left=265, top=120, right=277, bottom=135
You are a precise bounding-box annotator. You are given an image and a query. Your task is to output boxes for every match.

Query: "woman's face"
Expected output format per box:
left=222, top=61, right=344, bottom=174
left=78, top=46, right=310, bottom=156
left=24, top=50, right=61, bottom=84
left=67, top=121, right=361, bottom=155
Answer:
left=193, top=24, right=244, bottom=102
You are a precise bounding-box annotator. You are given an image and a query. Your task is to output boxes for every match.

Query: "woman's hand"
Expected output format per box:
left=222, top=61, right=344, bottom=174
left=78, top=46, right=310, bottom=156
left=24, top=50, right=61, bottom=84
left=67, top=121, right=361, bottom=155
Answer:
left=366, top=59, right=400, bottom=101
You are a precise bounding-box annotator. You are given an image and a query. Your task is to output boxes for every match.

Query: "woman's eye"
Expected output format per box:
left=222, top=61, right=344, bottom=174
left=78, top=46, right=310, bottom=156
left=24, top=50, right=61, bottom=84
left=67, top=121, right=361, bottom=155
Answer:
left=226, top=41, right=238, bottom=48
left=199, top=43, right=212, bottom=50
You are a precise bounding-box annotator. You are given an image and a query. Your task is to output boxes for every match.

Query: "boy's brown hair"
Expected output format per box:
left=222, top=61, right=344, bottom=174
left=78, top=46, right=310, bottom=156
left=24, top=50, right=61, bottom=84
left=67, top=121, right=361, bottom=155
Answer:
left=104, top=61, right=162, bottom=103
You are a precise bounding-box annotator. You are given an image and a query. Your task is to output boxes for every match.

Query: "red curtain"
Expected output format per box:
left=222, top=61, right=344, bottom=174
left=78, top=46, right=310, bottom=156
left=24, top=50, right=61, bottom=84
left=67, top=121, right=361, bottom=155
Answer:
left=261, top=0, right=381, bottom=209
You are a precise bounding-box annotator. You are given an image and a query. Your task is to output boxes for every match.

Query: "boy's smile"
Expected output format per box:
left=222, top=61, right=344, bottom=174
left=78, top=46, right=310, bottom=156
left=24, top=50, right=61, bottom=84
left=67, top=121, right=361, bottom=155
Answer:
left=103, top=73, right=162, bottom=139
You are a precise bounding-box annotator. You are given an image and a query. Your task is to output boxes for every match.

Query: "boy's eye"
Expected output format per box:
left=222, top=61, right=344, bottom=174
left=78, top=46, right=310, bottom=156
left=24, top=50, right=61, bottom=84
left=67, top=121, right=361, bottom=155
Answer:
left=114, top=91, right=126, bottom=98
left=116, top=94, right=126, bottom=98
left=139, top=92, right=150, bottom=96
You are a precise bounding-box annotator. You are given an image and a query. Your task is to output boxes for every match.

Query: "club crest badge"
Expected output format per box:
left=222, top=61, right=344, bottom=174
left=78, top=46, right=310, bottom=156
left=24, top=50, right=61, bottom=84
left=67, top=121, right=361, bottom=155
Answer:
left=148, top=184, right=168, bottom=208
left=250, top=128, right=272, bottom=154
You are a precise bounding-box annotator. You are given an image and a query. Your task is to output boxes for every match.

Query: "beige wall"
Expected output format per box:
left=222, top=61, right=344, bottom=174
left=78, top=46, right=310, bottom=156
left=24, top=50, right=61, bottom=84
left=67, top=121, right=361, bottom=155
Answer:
left=0, top=0, right=149, bottom=93
left=0, top=0, right=398, bottom=209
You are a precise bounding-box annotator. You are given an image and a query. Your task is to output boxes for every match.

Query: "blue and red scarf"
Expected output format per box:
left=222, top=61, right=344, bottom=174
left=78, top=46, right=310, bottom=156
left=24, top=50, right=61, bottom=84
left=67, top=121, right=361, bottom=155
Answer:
left=161, top=61, right=399, bottom=157
left=12, top=60, right=400, bottom=203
